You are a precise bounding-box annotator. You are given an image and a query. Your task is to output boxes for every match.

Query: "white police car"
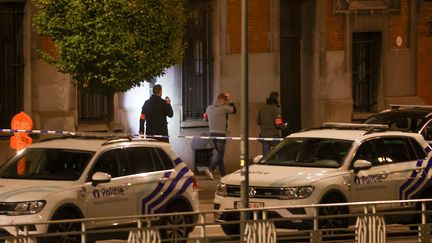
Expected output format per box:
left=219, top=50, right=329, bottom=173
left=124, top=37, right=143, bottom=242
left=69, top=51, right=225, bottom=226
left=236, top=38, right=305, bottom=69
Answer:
left=0, top=135, right=199, bottom=241
left=363, top=104, right=432, bottom=145
left=214, top=123, right=432, bottom=235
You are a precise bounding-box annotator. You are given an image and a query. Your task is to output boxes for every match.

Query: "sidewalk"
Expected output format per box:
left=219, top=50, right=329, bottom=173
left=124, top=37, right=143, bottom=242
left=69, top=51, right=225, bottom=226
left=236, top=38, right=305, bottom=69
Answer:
left=196, top=173, right=218, bottom=204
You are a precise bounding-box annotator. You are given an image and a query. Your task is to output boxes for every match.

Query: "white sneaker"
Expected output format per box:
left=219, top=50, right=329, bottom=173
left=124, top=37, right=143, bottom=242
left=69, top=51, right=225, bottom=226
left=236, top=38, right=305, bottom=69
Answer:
left=205, top=168, right=214, bottom=180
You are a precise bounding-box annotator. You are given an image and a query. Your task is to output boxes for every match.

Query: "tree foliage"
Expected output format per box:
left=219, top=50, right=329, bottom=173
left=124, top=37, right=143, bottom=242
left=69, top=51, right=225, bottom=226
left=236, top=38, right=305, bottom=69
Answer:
left=33, top=0, right=187, bottom=93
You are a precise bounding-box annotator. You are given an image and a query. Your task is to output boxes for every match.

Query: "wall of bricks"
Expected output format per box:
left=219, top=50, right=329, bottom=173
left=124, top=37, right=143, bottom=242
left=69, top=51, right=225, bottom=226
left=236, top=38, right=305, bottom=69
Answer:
left=417, top=2, right=432, bottom=104
left=325, top=0, right=432, bottom=106
left=39, top=36, right=58, bottom=58
left=388, top=0, right=409, bottom=49
left=326, top=0, right=344, bottom=50
left=227, top=0, right=271, bottom=53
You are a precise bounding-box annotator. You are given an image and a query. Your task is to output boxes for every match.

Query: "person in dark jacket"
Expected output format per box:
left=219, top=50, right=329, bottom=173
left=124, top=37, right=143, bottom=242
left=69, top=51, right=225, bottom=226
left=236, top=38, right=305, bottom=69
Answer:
left=139, top=84, right=173, bottom=143
left=257, top=91, right=282, bottom=154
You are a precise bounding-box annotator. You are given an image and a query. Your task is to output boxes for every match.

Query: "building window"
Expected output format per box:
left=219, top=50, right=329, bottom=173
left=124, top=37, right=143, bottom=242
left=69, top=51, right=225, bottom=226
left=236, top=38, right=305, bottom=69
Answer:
left=0, top=3, right=24, bottom=129
left=182, top=0, right=213, bottom=121
left=352, top=32, right=381, bottom=113
left=78, top=89, right=108, bottom=124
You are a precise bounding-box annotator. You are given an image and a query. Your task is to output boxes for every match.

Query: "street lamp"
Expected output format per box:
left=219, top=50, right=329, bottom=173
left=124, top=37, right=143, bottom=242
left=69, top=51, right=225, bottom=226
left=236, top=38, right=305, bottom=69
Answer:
left=240, top=0, right=249, bottom=242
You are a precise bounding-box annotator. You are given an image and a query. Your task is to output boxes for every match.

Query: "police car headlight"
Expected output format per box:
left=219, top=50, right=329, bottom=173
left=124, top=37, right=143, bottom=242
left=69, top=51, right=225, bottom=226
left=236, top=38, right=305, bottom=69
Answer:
left=216, top=182, right=227, bottom=197
left=3, top=201, right=46, bottom=215
left=280, top=186, right=314, bottom=200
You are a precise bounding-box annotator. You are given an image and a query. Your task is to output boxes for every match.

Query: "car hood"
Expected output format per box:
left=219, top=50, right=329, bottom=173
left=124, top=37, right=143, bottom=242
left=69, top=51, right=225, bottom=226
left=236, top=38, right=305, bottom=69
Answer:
left=222, top=164, right=343, bottom=187
left=0, top=179, right=75, bottom=201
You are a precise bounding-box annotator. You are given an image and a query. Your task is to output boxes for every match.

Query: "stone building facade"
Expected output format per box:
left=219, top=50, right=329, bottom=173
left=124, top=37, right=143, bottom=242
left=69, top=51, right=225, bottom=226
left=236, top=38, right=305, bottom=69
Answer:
left=1, top=0, right=431, bottom=173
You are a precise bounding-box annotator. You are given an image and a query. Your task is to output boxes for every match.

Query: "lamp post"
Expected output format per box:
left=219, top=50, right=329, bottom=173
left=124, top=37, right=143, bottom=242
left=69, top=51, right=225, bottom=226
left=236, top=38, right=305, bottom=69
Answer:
left=240, top=0, right=249, bottom=241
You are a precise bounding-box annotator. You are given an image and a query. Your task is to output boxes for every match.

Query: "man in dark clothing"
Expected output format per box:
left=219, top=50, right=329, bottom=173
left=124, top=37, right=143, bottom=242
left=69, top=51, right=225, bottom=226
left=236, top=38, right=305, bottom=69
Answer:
left=139, top=84, right=173, bottom=143
left=257, top=91, right=283, bottom=154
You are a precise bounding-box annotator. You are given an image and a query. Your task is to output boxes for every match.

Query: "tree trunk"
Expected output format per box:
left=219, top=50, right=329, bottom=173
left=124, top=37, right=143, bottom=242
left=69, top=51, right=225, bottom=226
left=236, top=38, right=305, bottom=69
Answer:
left=106, top=90, right=115, bottom=132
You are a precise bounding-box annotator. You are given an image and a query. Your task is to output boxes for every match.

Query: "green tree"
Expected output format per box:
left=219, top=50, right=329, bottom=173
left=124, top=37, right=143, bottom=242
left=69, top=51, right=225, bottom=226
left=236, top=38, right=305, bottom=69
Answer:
left=33, top=0, right=186, bottom=129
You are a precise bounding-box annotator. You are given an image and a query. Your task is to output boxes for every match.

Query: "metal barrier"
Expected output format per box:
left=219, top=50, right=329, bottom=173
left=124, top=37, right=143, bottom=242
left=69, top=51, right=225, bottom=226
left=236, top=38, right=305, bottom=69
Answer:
left=0, top=199, right=431, bottom=242
left=355, top=205, right=386, bottom=243
left=244, top=211, right=276, bottom=243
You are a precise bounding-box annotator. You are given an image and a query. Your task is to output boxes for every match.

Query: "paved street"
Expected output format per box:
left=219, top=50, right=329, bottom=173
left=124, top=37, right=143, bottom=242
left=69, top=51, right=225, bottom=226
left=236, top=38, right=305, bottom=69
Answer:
left=196, top=173, right=218, bottom=204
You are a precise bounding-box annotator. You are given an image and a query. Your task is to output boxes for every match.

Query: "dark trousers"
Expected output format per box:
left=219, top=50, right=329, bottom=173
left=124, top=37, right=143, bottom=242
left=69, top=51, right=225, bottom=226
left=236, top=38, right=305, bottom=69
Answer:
left=209, top=133, right=226, bottom=177
left=260, top=140, right=279, bottom=155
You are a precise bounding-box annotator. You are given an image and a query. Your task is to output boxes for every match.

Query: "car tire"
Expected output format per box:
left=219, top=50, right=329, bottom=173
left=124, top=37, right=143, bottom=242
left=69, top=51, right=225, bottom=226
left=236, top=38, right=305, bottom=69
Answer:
left=318, top=196, right=349, bottom=239
left=219, top=211, right=241, bottom=236
left=221, top=223, right=240, bottom=236
left=159, top=203, right=193, bottom=243
left=40, top=208, right=82, bottom=243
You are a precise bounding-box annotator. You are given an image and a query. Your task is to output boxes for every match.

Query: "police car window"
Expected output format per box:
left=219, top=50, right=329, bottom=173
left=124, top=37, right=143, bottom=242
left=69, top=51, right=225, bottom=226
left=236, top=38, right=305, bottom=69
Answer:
left=353, top=140, right=383, bottom=166
left=408, top=138, right=427, bottom=159
left=91, top=149, right=123, bottom=178
left=0, top=149, right=93, bottom=181
left=421, top=121, right=432, bottom=140
left=260, top=138, right=352, bottom=168
left=382, top=137, right=412, bottom=163
left=125, top=147, right=157, bottom=174
left=154, top=148, right=174, bottom=170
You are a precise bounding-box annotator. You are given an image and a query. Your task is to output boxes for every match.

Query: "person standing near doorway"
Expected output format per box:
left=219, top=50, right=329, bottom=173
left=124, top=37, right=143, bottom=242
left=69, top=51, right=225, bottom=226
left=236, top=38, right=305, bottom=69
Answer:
left=257, top=91, right=283, bottom=154
left=205, top=92, right=236, bottom=180
left=139, top=84, right=173, bottom=143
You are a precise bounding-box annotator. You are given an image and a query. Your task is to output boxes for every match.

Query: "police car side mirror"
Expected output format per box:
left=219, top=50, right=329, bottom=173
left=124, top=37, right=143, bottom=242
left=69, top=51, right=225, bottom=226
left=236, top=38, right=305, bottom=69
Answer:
left=353, top=160, right=372, bottom=173
left=91, top=172, right=111, bottom=186
left=253, top=155, right=263, bottom=163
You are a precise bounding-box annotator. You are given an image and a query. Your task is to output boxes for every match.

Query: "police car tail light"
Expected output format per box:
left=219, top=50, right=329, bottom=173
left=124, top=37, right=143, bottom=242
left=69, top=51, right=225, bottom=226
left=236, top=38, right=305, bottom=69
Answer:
left=216, top=182, right=227, bottom=197
left=3, top=200, right=46, bottom=215
left=280, top=186, right=314, bottom=200
left=192, top=176, right=199, bottom=190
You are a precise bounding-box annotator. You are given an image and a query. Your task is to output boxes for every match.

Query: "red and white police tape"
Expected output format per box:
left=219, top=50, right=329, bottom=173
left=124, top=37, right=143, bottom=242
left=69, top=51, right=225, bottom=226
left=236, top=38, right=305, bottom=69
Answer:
left=0, top=128, right=284, bottom=142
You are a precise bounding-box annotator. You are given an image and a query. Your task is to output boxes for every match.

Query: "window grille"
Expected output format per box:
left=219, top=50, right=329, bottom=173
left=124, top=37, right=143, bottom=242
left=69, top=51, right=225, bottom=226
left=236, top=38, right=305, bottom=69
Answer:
left=182, top=0, right=213, bottom=120
left=352, top=32, right=381, bottom=113
left=78, top=89, right=108, bottom=124
left=0, top=3, right=24, bottom=129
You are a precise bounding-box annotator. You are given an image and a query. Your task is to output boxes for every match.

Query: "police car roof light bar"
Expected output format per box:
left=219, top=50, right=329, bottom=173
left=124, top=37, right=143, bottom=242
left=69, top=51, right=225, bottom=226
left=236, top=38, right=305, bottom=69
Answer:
left=322, top=122, right=389, bottom=130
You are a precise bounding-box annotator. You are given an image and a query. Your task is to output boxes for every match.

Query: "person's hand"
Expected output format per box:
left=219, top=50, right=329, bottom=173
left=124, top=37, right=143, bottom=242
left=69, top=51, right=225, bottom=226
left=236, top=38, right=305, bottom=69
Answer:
left=224, top=92, right=231, bottom=103
left=165, top=96, right=171, bottom=104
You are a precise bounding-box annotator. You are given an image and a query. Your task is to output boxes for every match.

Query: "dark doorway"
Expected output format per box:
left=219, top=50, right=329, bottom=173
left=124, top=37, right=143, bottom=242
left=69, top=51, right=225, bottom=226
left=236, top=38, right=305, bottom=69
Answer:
left=0, top=2, right=24, bottom=129
left=182, top=0, right=213, bottom=121
left=280, top=1, right=302, bottom=135
left=352, top=32, right=381, bottom=113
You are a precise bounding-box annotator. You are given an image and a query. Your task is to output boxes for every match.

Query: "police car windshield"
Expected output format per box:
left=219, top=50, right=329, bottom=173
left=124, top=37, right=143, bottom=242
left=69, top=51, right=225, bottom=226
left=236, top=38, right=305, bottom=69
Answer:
left=0, top=148, right=94, bottom=180
left=259, top=138, right=353, bottom=168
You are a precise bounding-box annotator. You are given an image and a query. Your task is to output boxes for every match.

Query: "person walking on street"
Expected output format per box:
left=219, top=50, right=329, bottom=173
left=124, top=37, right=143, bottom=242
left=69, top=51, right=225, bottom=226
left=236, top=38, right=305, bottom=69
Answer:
left=257, top=91, right=284, bottom=154
left=205, top=92, right=236, bottom=180
left=139, top=84, right=173, bottom=143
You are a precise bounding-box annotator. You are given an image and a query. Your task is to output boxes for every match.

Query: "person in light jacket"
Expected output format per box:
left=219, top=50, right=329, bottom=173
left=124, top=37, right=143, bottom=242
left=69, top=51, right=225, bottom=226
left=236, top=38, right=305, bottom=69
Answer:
left=204, top=92, right=236, bottom=180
